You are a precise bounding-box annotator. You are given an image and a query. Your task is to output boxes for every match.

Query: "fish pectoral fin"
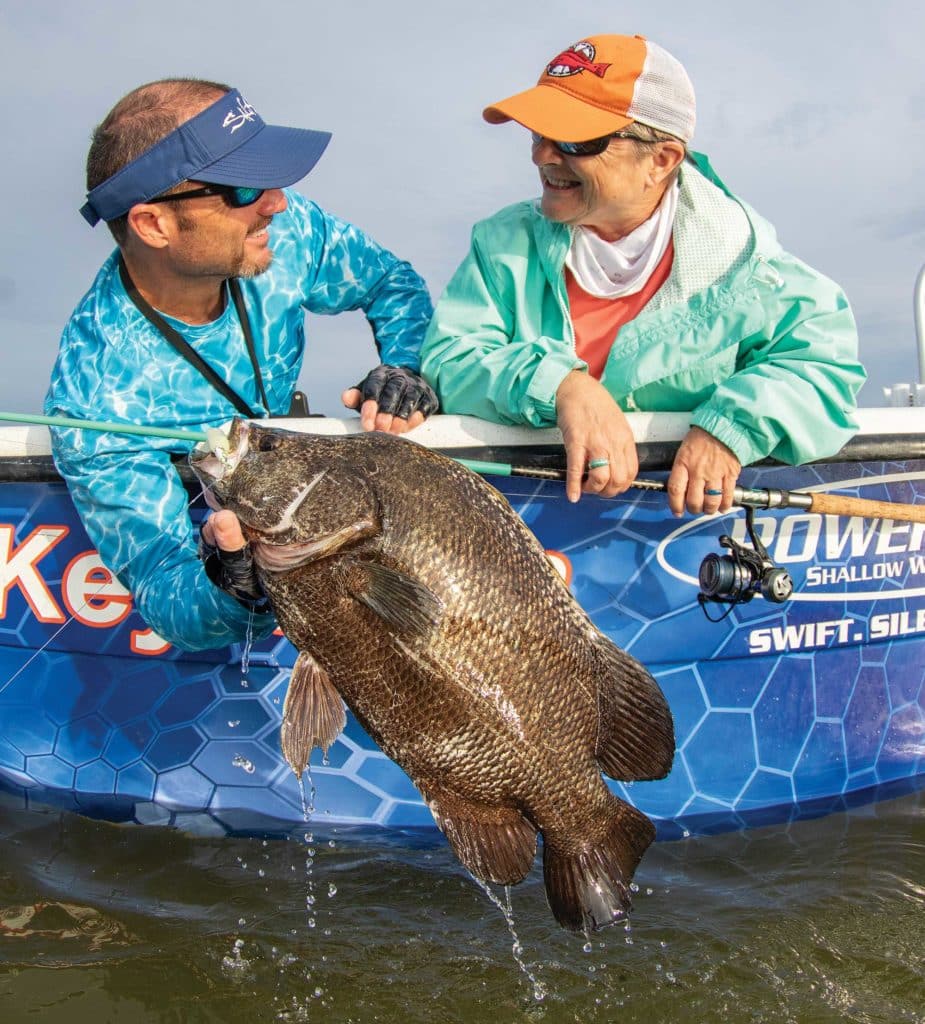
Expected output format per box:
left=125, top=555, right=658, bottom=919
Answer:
left=593, top=637, right=676, bottom=781
left=349, top=561, right=443, bottom=638
left=280, top=651, right=346, bottom=777
left=543, top=793, right=654, bottom=933
left=427, top=793, right=537, bottom=886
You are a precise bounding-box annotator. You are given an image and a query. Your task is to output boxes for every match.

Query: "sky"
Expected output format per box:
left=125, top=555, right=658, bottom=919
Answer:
left=2, top=0, right=924, bottom=418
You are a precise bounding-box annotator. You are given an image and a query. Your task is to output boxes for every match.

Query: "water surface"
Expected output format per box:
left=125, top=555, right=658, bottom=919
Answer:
left=0, top=789, right=922, bottom=1023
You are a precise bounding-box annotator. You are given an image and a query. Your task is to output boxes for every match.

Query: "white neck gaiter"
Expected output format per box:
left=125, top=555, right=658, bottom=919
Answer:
left=565, top=181, right=679, bottom=299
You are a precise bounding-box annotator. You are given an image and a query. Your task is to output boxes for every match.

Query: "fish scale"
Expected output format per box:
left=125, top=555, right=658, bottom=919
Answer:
left=192, top=419, right=675, bottom=931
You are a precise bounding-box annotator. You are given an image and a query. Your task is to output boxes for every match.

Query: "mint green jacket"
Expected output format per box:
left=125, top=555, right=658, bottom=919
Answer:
left=421, top=153, right=866, bottom=466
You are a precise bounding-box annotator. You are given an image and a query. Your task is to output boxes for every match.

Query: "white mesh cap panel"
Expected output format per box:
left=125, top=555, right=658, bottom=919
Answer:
left=627, top=41, right=696, bottom=143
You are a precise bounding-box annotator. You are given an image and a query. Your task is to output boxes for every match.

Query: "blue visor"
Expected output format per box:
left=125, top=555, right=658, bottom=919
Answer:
left=80, top=89, right=332, bottom=226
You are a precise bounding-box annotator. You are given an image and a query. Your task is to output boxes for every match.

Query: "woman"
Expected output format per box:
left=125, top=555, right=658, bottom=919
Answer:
left=421, top=34, right=865, bottom=514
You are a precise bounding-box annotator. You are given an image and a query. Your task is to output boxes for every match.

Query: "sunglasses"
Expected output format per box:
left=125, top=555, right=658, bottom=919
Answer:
left=147, top=183, right=266, bottom=208
left=531, top=130, right=644, bottom=157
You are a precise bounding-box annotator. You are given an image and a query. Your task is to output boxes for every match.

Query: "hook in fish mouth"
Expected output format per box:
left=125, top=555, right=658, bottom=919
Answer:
left=191, top=420, right=252, bottom=489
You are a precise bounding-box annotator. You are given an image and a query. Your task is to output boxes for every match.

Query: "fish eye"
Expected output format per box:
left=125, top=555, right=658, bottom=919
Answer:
left=257, top=434, right=281, bottom=453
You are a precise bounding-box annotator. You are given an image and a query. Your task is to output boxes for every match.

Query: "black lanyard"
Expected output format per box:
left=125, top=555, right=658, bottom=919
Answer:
left=119, top=256, right=269, bottom=418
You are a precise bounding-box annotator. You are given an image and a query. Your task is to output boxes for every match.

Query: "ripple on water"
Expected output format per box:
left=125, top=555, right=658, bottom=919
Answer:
left=0, top=789, right=922, bottom=1022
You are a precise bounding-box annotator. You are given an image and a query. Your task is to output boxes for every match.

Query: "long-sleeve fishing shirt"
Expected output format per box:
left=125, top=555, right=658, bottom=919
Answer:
left=45, top=189, right=433, bottom=651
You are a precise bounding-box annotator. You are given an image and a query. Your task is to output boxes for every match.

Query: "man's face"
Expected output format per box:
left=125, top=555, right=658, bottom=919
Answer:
left=531, top=135, right=656, bottom=239
left=166, top=188, right=288, bottom=280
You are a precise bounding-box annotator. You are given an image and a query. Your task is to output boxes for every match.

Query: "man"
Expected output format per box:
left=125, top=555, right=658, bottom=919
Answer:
left=421, top=35, right=865, bottom=512
left=46, top=79, right=436, bottom=650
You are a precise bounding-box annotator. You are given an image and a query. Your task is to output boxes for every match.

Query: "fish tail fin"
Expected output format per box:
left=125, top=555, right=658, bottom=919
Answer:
left=542, top=796, right=654, bottom=932
left=594, top=638, right=675, bottom=781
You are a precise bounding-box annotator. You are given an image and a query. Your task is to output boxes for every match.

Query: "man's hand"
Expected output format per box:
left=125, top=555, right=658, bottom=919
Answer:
left=201, top=509, right=246, bottom=551
left=555, top=371, right=639, bottom=503
left=667, top=426, right=741, bottom=516
left=199, top=510, right=269, bottom=612
left=342, top=364, right=438, bottom=434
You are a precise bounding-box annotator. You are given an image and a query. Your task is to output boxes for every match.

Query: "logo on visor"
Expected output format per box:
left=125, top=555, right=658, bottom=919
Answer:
left=546, top=41, right=610, bottom=79
left=223, top=95, right=257, bottom=133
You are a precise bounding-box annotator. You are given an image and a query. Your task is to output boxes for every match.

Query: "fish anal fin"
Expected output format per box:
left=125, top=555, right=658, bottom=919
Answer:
left=349, top=560, right=443, bottom=638
left=280, top=651, right=346, bottom=778
left=594, top=638, right=676, bottom=781
left=428, top=794, right=537, bottom=886
left=543, top=795, right=655, bottom=932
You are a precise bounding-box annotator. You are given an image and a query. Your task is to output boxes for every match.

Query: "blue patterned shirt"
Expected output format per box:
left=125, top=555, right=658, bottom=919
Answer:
left=45, top=189, right=433, bottom=651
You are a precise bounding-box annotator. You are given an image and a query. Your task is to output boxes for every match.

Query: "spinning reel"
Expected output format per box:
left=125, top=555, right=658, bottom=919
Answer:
left=698, top=506, right=793, bottom=616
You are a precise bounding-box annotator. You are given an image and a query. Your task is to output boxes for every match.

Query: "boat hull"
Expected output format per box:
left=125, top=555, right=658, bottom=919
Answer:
left=1, top=421, right=923, bottom=839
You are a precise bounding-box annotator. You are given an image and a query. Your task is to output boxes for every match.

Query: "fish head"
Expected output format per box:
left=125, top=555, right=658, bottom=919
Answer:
left=190, top=419, right=381, bottom=555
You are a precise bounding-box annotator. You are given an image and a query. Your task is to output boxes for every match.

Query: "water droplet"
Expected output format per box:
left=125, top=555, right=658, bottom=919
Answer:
left=582, top=942, right=593, bottom=953
left=232, top=754, right=255, bottom=774
left=327, top=884, right=337, bottom=897
left=258, top=869, right=265, bottom=878
left=238, top=917, right=246, bottom=926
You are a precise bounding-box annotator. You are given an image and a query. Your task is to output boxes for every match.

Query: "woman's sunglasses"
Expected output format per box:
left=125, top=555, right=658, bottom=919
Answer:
left=531, top=130, right=643, bottom=157
left=147, top=184, right=265, bottom=208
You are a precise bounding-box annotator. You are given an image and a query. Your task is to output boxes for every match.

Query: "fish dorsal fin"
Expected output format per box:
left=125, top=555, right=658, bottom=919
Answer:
left=280, top=651, right=346, bottom=778
left=593, top=637, right=676, bottom=782
left=350, top=561, right=443, bottom=638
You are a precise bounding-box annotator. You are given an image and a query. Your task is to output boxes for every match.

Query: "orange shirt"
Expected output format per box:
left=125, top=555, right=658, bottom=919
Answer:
left=566, top=237, right=675, bottom=380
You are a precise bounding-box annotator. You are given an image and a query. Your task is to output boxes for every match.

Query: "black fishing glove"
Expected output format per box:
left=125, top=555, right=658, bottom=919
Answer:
left=354, top=364, right=439, bottom=421
left=198, top=526, right=271, bottom=614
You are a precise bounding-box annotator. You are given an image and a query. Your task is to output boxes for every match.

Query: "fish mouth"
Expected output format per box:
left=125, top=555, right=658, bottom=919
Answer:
left=190, top=419, right=251, bottom=510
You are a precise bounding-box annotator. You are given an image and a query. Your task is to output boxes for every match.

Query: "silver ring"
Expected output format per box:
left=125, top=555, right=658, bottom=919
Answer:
left=704, top=488, right=723, bottom=496
left=588, top=458, right=610, bottom=470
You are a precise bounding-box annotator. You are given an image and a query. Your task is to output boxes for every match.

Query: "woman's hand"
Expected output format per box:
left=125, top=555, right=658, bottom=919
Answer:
left=667, top=426, right=741, bottom=516
left=555, top=371, right=639, bottom=503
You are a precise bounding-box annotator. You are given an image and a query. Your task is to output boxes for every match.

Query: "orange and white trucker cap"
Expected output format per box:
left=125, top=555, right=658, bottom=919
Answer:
left=483, top=34, right=695, bottom=144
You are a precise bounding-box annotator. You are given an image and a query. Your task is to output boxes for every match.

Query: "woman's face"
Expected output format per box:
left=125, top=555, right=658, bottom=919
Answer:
left=532, top=134, right=676, bottom=240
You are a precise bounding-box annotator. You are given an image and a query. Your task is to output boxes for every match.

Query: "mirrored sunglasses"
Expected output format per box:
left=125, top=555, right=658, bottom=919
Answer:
left=530, top=130, right=643, bottom=157
left=147, top=183, right=266, bottom=208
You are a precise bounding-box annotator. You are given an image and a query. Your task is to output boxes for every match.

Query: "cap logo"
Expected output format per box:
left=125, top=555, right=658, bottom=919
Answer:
left=222, top=95, right=257, bottom=134
left=546, top=41, right=610, bottom=79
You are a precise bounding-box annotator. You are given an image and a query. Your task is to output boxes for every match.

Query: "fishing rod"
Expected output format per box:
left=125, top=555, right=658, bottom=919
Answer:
left=2, top=412, right=923, bottom=524
left=460, top=458, right=925, bottom=525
